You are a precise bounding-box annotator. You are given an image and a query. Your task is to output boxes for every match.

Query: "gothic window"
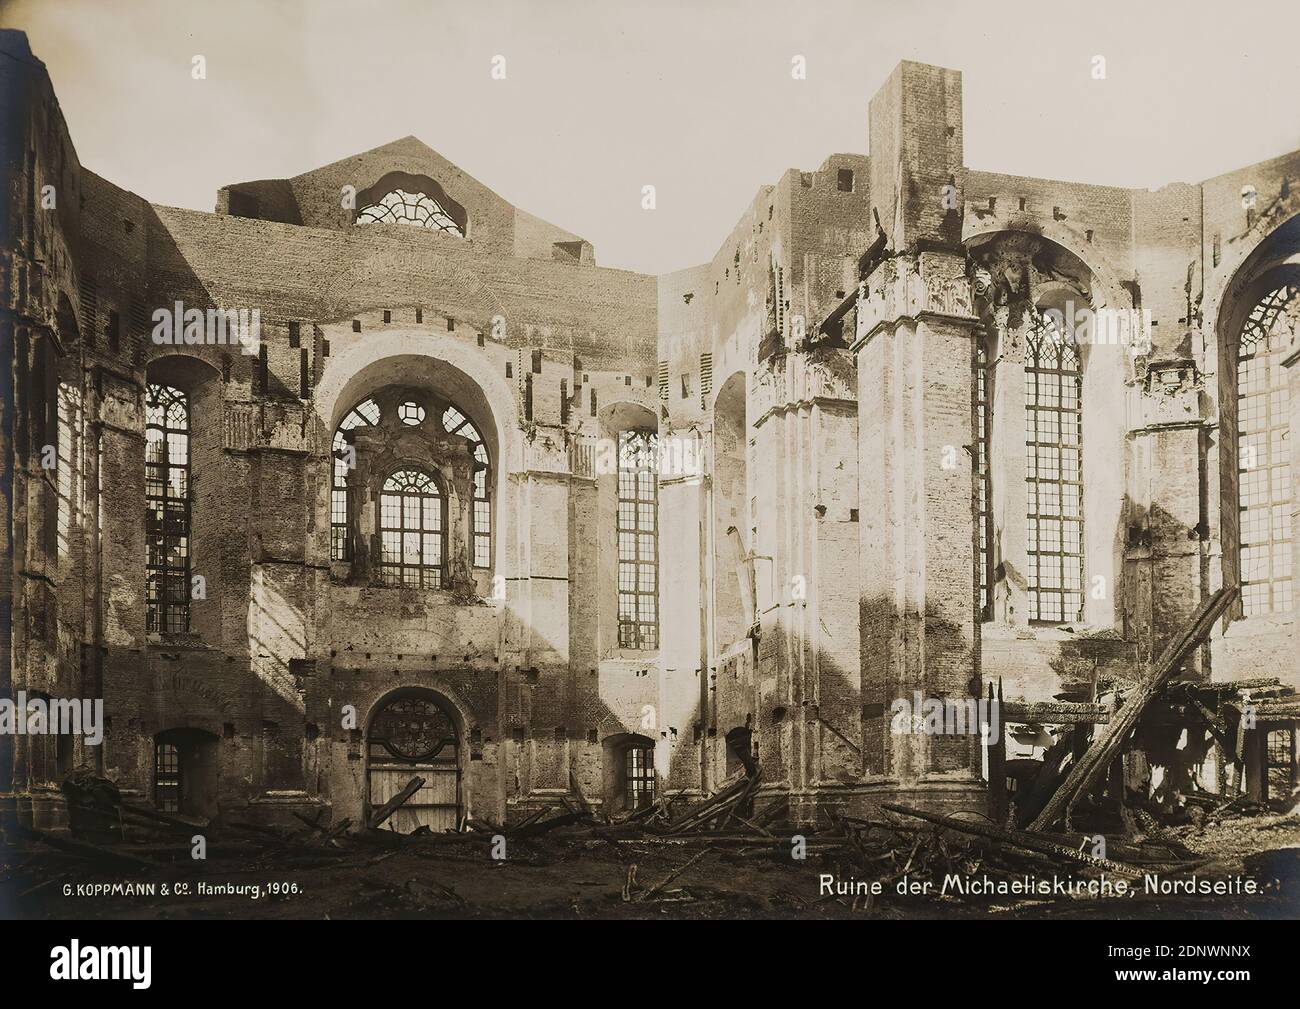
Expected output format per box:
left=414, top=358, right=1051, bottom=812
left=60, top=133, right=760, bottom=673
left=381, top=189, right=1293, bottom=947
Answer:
left=378, top=468, right=445, bottom=589
left=441, top=405, right=491, bottom=568
left=976, top=337, right=994, bottom=620
left=1025, top=314, right=1083, bottom=623
left=1237, top=284, right=1295, bottom=616
left=331, top=397, right=380, bottom=561
left=617, top=430, right=659, bottom=649
left=355, top=189, right=466, bottom=237
left=145, top=384, right=191, bottom=634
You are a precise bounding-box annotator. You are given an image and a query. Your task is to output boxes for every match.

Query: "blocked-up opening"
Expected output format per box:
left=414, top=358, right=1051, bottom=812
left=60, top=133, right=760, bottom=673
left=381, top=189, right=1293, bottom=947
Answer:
left=366, top=688, right=462, bottom=831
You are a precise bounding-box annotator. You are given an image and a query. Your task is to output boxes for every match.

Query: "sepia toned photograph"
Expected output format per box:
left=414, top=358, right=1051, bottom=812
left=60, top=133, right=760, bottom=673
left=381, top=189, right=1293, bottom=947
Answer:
left=0, top=0, right=1296, bottom=971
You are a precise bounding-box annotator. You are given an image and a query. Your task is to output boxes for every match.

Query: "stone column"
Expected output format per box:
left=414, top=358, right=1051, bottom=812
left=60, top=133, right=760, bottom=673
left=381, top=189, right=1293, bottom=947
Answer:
left=988, top=311, right=1030, bottom=627
left=1127, top=359, right=1211, bottom=665
left=854, top=253, right=985, bottom=808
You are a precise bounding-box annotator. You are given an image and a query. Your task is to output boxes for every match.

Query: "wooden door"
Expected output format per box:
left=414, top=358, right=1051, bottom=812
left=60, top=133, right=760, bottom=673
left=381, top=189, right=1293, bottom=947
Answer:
left=367, top=692, right=460, bottom=831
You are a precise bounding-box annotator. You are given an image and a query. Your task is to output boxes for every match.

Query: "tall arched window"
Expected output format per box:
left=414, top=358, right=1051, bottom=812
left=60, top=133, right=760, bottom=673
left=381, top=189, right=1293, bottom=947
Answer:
left=355, top=189, right=465, bottom=237
left=617, top=430, right=659, bottom=648
left=378, top=469, right=445, bottom=588
left=1025, top=314, right=1083, bottom=623
left=441, top=405, right=491, bottom=567
left=331, top=397, right=380, bottom=561
left=1237, top=284, right=1295, bottom=616
left=145, top=384, right=191, bottom=633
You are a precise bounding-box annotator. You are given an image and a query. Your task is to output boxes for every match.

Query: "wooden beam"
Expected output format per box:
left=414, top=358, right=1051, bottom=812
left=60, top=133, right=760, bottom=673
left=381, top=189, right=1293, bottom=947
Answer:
left=367, top=776, right=425, bottom=829
left=1029, top=586, right=1237, bottom=832
left=883, top=803, right=1144, bottom=878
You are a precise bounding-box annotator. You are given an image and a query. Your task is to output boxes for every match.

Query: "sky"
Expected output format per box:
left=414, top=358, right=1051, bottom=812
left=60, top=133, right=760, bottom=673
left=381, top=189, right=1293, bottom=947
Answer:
left=3, top=0, right=1299, bottom=276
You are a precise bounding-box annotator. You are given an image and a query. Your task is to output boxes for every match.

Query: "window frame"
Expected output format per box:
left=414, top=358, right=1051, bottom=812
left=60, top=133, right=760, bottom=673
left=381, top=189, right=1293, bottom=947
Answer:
left=154, top=741, right=181, bottom=813
left=1024, top=314, right=1084, bottom=625
left=623, top=743, right=656, bottom=811
left=145, top=383, right=191, bottom=635
left=376, top=467, right=447, bottom=589
left=355, top=188, right=466, bottom=237
left=1236, top=284, right=1295, bottom=617
left=616, top=430, right=659, bottom=650
left=331, top=397, right=381, bottom=563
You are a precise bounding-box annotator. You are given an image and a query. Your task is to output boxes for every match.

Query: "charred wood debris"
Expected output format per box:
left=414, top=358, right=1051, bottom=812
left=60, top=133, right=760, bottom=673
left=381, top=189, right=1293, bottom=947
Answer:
left=2, top=591, right=1296, bottom=911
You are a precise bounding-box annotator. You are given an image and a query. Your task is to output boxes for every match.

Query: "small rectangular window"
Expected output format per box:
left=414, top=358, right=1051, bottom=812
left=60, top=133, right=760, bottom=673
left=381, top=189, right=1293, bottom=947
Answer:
left=155, top=742, right=181, bottom=812
left=837, top=169, right=854, bottom=193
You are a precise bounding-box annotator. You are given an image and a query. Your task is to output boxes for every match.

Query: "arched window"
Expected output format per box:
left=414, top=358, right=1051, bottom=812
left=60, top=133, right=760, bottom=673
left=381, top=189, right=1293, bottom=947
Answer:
left=378, top=468, right=445, bottom=588
left=145, top=384, right=191, bottom=633
left=1025, top=313, right=1083, bottom=623
left=1237, top=284, right=1296, bottom=616
left=617, top=430, right=659, bottom=648
left=355, top=189, right=465, bottom=237
left=331, top=396, right=491, bottom=569
left=331, top=397, right=380, bottom=561
left=441, top=404, right=491, bottom=567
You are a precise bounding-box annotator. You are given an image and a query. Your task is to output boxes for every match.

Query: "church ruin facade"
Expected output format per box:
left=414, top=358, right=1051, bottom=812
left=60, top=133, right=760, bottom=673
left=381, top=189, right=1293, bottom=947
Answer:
left=2, top=30, right=1297, bottom=832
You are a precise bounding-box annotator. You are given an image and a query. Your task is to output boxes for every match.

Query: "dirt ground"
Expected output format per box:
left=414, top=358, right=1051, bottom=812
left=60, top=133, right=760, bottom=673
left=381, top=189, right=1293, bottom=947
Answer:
left=4, top=808, right=1298, bottom=920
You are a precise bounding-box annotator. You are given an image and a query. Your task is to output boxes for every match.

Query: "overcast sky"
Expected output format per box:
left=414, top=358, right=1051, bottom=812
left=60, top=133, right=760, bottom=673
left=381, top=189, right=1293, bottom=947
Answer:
left=4, top=0, right=1298, bottom=275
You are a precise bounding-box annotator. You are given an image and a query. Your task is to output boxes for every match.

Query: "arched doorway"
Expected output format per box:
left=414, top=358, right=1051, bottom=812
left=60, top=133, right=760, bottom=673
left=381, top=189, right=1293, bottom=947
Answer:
left=366, top=689, right=461, bottom=831
left=153, top=728, right=220, bottom=818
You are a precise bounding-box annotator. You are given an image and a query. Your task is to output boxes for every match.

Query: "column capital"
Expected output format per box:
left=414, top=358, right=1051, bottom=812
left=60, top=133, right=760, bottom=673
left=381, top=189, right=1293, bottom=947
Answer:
left=851, top=251, right=980, bottom=353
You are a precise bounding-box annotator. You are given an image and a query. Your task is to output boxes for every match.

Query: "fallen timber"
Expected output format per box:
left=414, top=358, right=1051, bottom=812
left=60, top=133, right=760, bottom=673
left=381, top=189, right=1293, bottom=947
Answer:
left=1029, top=586, right=1238, bottom=832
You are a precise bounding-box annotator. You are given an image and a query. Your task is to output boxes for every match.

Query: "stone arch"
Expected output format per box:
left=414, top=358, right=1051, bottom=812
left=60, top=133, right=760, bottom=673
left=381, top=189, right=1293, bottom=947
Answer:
left=363, top=684, right=472, bottom=830
left=153, top=726, right=220, bottom=818
left=1203, top=207, right=1300, bottom=348
left=963, top=220, right=1130, bottom=315
left=1211, top=213, right=1300, bottom=619
left=964, top=230, right=1127, bottom=629
left=354, top=171, right=468, bottom=237
left=316, top=334, right=518, bottom=474
left=601, top=731, right=657, bottom=811
left=316, top=338, right=518, bottom=588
